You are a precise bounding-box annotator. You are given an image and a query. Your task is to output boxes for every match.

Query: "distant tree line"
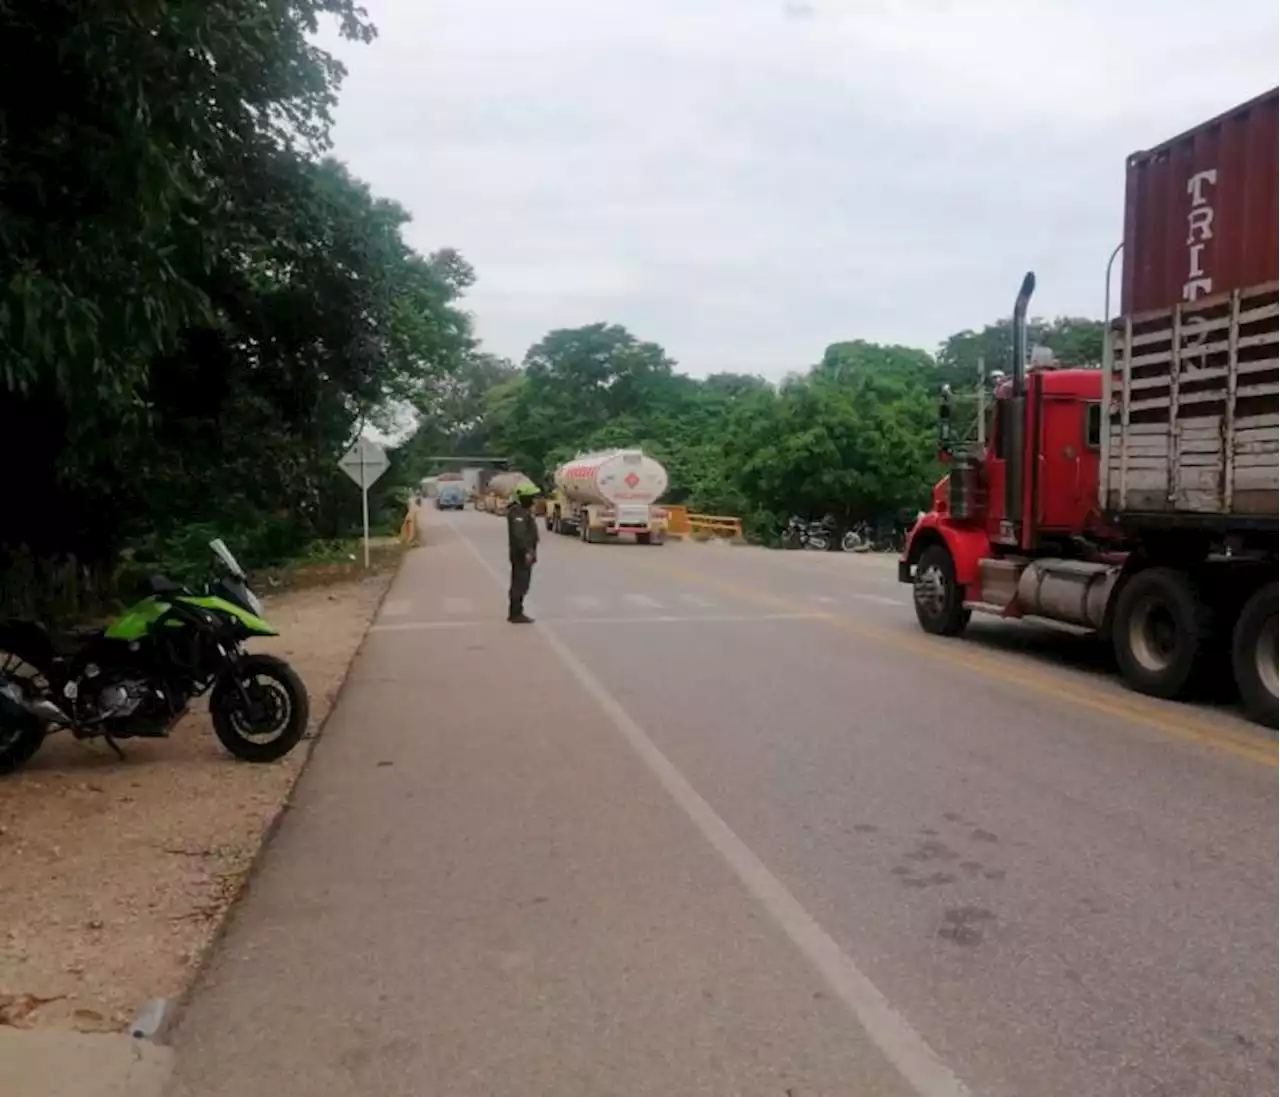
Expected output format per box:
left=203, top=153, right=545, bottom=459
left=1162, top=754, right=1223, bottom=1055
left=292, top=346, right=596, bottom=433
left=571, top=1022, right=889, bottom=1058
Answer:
left=399, top=318, right=1104, bottom=540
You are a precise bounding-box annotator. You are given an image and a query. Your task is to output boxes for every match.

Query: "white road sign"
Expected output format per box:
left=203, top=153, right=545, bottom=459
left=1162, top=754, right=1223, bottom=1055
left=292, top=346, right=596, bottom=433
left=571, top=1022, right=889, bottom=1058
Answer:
left=338, top=437, right=390, bottom=568
left=339, top=437, right=389, bottom=490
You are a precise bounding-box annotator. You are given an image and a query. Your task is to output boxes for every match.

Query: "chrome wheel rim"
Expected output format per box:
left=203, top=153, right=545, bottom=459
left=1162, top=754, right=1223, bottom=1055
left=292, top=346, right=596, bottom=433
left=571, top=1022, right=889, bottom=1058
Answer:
left=915, top=564, right=947, bottom=618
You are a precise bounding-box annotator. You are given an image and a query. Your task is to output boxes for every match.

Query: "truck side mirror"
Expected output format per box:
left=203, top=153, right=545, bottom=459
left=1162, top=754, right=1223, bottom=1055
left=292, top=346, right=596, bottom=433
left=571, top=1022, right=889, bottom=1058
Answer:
left=937, top=384, right=954, bottom=456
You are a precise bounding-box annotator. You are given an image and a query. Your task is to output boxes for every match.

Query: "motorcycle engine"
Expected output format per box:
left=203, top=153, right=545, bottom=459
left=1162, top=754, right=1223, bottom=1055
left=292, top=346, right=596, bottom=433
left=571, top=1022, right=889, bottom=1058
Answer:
left=97, top=680, right=150, bottom=720
left=77, top=672, right=176, bottom=737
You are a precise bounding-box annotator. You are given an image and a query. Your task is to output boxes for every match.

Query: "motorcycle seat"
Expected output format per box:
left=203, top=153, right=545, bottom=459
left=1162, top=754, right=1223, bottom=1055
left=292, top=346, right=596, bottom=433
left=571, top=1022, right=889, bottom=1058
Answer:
left=147, top=574, right=187, bottom=596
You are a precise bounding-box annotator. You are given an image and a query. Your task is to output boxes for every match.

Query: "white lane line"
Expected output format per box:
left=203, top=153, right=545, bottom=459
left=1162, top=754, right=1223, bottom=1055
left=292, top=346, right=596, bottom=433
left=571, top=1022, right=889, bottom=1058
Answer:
left=379, top=598, right=411, bottom=618
left=569, top=594, right=604, bottom=611
left=443, top=597, right=474, bottom=616
left=371, top=620, right=481, bottom=633
left=450, top=520, right=970, bottom=1097
left=622, top=593, right=662, bottom=609
left=809, top=593, right=838, bottom=604
left=560, top=613, right=822, bottom=626
left=370, top=613, right=822, bottom=632
left=851, top=593, right=908, bottom=607
left=679, top=593, right=717, bottom=608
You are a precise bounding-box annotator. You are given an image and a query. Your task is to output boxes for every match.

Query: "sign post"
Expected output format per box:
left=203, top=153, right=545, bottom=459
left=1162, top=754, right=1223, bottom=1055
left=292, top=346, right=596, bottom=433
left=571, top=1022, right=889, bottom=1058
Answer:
left=338, top=437, right=390, bottom=568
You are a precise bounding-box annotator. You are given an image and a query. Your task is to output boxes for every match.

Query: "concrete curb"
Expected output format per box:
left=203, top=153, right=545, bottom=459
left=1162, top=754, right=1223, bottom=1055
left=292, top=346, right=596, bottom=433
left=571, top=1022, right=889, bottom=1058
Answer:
left=142, top=563, right=404, bottom=1046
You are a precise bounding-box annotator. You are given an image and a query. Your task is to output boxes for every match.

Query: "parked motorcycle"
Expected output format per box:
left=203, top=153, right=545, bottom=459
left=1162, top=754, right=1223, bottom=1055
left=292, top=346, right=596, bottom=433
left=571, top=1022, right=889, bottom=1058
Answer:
left=841, top=522, right=871, bottom=553
left=0, top=539, right=309, bottom=775
left=782, top=516, right=831, bottom=551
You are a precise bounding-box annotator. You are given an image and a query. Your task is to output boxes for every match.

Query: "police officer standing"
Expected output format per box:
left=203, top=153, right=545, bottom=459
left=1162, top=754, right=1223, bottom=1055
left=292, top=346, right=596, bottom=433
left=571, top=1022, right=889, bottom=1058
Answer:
left=506, top=482, right=540, bottom=623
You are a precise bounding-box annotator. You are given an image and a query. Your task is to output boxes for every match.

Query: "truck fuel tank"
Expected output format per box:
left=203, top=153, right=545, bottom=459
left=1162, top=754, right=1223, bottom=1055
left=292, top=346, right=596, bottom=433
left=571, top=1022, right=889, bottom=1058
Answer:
left=1015, top=559, right=1121, bottom=629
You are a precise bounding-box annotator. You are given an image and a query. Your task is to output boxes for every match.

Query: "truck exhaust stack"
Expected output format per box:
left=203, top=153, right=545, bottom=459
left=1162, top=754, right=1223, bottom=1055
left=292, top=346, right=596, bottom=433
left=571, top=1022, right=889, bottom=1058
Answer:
left=1005, top=271, right=1036, bottom=525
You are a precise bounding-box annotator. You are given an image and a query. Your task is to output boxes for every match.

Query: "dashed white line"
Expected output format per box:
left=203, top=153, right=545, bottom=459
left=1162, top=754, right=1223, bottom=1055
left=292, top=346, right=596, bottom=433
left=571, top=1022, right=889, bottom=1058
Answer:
left=622, top=593, right=661, bottom=608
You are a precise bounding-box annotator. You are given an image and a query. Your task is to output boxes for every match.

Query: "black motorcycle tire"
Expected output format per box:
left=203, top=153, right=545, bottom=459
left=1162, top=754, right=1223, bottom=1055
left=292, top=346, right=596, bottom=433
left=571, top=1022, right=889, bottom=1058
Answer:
left=210, top=654, right=310, bottom=764
left=0, top=709, right=44, bottom=776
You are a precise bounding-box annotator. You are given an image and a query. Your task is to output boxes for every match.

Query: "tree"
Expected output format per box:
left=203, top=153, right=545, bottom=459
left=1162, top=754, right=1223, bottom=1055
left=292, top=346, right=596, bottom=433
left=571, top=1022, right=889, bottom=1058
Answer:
left=485, top=323, right=680, bottom=480
left=0, top=0, right=376, bottom=421
left=0, top=0, right=475, bottom=581
left=935, top=316, right=1105, bottom=391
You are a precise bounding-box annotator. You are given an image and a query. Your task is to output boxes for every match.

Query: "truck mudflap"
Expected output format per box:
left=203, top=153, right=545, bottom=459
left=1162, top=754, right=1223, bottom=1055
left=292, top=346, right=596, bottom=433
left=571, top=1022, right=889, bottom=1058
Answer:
left=898, top=560, right=913, bottom=584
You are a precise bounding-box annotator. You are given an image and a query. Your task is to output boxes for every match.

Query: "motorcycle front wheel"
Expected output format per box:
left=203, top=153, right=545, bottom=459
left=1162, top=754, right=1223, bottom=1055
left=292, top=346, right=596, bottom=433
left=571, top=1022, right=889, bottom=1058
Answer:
left=841, top=531, right=863, bottom=552
left=210, top=654, right=310, bottom=763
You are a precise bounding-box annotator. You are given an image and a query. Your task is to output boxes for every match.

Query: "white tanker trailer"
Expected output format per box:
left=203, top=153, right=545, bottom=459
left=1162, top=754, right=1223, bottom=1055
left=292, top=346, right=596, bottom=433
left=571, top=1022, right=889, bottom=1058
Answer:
left=483, top=471, right=537, bottom=513
left=548, top=450, right=669, bottom=544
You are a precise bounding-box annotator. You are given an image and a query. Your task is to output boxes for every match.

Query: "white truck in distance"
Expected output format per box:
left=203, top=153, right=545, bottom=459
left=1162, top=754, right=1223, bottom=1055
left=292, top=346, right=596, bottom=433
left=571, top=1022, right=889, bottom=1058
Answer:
left=547, top=450, right=670, bottom=544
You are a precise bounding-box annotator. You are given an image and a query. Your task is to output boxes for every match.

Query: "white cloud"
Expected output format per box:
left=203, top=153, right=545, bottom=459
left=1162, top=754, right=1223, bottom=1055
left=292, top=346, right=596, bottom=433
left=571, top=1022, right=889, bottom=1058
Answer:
left=319, top=0, right=1279, bottom=376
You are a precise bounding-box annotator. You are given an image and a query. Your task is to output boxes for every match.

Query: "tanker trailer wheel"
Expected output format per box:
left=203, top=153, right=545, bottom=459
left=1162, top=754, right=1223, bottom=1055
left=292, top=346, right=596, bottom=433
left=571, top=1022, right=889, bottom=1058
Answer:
left=1231, top=582, right=1278, bottom=728
left=1111, top=567, right=1212, bottom=701
left=913, top=545, right=970, bottom=637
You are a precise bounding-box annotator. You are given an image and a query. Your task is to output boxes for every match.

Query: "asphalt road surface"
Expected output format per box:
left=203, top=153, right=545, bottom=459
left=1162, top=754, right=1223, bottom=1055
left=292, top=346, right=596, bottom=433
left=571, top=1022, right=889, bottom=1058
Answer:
left=165, top=507, right=1278, bottom=1097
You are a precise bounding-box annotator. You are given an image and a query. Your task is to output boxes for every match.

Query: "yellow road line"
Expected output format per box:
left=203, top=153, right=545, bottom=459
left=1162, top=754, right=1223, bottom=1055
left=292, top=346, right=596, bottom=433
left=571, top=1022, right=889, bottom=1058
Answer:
left=633, top=554, right=1278, bottom=769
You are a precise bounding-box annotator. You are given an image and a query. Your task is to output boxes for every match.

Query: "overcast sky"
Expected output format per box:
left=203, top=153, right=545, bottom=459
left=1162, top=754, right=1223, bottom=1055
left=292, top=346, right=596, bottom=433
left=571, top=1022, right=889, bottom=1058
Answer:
left=319, top=0, right=1278, bottom=379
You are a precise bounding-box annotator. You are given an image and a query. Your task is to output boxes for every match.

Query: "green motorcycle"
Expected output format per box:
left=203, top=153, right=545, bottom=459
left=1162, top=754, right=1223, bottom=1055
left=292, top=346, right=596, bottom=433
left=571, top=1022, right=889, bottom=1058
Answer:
left=0, top=539, right=309, bottom=775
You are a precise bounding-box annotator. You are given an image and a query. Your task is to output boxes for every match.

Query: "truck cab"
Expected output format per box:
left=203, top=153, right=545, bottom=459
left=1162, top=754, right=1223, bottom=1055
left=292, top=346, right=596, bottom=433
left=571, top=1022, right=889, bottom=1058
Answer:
left=929, top=365, right=1109, bottom=552
left=902, top=274, right=1121, bottom=623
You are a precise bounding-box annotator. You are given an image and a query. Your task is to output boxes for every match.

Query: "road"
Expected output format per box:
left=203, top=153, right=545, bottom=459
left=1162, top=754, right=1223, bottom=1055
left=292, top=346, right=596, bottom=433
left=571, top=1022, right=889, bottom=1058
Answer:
left=165, top=508, right=1278, bottom=1097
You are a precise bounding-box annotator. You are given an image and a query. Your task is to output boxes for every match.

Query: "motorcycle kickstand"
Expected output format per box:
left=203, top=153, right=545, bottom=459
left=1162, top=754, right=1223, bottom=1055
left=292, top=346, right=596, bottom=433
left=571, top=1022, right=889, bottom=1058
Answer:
left=103, top=734, right=126, bottom=760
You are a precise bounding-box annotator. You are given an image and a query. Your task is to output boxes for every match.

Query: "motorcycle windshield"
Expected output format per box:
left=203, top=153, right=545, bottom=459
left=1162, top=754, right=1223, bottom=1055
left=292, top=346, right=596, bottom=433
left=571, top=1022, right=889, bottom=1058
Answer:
left=209, top=538, right=247, bottom=579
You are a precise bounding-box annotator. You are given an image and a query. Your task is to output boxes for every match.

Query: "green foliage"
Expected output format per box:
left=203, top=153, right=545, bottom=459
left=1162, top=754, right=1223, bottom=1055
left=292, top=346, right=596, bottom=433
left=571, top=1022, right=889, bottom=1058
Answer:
left=1, top=0, right=472, bottom=611
left=460, top=315, right=1103, bottom=543
left=937, top=316, right=1105, bottom=388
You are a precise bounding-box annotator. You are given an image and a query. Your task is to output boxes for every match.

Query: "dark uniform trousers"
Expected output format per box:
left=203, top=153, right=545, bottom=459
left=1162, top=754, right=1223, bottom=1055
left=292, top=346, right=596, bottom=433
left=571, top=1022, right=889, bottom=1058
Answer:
left=508, top=554, right=532, bottom=618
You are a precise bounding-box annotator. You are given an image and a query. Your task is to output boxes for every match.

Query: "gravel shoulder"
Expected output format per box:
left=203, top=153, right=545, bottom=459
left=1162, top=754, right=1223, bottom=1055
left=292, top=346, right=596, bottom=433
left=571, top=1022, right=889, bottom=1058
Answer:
left=0, top=569, right=394, bottom=1033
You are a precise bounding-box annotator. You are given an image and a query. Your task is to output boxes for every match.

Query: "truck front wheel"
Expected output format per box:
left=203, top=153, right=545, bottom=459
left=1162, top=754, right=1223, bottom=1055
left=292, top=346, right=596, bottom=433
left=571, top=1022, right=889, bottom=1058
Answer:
left=1111, top=567, right=1212, bottom=700
left=1231, top=582, right=1278, bottom=727
left=913, top=545, right=970, bottom=636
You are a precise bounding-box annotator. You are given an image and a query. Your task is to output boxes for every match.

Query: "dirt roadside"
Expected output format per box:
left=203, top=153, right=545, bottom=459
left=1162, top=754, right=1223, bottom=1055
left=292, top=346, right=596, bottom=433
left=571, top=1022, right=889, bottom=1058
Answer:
left=0, top=564, right=396, bottom=1035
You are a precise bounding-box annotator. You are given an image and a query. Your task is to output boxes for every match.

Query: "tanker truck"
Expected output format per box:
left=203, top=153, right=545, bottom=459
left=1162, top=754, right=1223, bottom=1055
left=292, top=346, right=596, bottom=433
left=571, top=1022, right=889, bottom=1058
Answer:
left=899, top=88, right=1278, bottom=726
left=547, top=450, right=669, bottom=544
left=483, top=471, right=538, bottom=514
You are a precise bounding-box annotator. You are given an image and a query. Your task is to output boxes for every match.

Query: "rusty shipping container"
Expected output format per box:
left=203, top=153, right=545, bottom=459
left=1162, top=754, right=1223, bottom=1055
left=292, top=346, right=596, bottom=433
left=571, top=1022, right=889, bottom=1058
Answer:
left=1121, top=87, right=1278, bottom=316
left=1104, top=88, right=1279, bottom=522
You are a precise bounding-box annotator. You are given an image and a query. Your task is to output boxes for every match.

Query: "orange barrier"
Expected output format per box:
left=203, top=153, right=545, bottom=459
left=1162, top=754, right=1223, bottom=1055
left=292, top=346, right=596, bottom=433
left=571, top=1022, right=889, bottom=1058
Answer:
left=400, top=505, right=420, bottom=547
left=687, top=513, right=744, bottom=541
left=659, top=505, right=690, bottom=535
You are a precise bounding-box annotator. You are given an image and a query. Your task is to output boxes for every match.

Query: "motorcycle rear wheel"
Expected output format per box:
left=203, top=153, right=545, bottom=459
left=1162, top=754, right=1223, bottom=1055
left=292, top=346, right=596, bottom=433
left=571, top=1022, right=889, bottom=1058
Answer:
left=0, top=648, right=48, bottom=775
left=210, top=654, right=310, bottom=763
left=0, top=709, right=44, bottom=775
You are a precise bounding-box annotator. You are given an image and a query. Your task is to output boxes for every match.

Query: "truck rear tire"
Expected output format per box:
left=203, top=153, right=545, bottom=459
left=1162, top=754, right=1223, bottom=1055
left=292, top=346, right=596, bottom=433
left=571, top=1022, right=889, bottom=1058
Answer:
left=913, top=545, right=970, bottom=636
left=1231, top=582, right=1277, bottom=727
left=1111, top=567, right=1212, bottom=701
left=636, top=532, right=651, bottom=545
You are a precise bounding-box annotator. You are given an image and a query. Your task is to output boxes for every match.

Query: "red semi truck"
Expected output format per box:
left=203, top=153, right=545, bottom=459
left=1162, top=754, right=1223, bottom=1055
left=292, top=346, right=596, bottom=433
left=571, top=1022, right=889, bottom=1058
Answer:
left=899, top=89, right=1278, bottom=726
